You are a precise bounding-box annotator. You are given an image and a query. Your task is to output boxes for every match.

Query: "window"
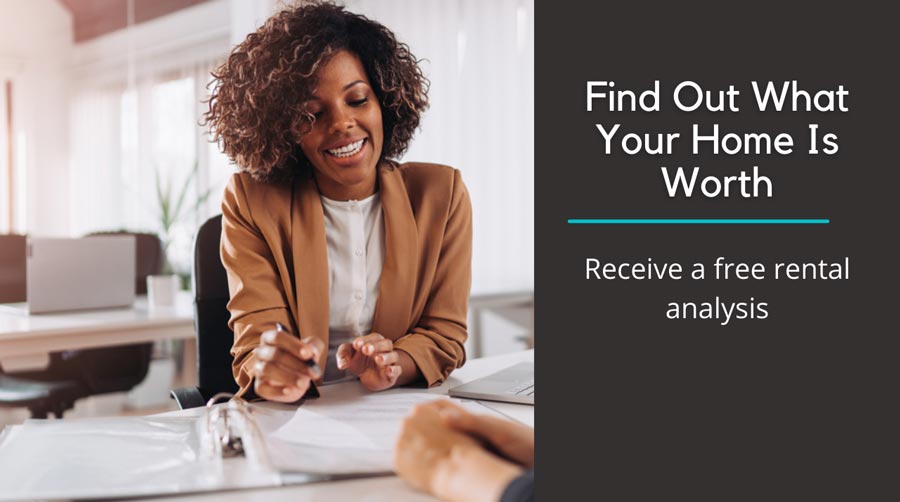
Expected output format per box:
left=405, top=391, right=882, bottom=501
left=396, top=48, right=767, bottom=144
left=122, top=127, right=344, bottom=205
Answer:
left=69, top=64, right=230, bottom=276
left=345, top=0, right=535, bottom=294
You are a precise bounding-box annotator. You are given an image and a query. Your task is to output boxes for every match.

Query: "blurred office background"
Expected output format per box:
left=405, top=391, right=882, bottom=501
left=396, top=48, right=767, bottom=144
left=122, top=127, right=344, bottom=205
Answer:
left=0, top=0, right=533, bottom=423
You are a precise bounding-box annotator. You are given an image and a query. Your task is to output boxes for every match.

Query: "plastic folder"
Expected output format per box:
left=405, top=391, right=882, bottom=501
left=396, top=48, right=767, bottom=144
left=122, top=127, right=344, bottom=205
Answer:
left=0, top=393, right=391, bottom=501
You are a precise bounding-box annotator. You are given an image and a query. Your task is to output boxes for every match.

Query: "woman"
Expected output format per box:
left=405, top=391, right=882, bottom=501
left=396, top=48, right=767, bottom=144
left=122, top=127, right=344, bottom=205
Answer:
left=205, top=1, right=471, bottom=402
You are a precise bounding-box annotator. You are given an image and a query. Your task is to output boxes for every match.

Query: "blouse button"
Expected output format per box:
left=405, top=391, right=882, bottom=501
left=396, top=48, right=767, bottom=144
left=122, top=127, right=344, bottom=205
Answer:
left=354, top=291, right=363, bottom=301
left=354, top=248, right=364, bottom=257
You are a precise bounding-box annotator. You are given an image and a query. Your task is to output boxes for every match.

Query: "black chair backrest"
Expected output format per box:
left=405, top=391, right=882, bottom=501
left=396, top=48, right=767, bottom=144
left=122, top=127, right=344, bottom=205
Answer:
left=193, top=215, right=239, bottom=396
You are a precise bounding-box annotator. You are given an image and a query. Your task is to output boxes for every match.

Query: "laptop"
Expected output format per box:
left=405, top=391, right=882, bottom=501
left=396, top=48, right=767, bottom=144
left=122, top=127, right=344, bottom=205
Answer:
left=449, top=362, right=534, bottom=405
left=0, top=236, right=136, bottom=314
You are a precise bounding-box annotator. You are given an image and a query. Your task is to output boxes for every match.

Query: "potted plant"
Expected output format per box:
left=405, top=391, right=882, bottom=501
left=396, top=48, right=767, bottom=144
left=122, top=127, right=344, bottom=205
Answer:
left=147, top=161, right=212, bottom=308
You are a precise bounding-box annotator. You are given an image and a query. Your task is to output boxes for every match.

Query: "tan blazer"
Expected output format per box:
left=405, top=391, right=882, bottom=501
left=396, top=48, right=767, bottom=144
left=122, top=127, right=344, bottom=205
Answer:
left=221, top=162, right=472, bottom=397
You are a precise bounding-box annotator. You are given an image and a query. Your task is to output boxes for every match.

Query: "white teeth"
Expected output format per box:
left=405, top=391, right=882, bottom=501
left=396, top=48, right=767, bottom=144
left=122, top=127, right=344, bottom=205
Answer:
left=327, top=139, right=364, bottom=158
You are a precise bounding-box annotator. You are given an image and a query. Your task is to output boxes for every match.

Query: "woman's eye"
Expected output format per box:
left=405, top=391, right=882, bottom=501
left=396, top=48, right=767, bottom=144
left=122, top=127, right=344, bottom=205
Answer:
left=349, top=98, right=368, bottom=107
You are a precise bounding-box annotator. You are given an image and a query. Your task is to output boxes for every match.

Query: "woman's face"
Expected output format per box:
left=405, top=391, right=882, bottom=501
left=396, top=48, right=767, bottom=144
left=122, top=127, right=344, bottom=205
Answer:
left=298, top=50, right=384, bottom=200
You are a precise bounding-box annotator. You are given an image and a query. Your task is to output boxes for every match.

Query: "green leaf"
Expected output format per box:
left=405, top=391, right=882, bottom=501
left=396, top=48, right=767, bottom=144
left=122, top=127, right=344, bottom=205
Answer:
left=152, top=159, right=217, bottom=275
left=170, top=164, right=195, bottom=229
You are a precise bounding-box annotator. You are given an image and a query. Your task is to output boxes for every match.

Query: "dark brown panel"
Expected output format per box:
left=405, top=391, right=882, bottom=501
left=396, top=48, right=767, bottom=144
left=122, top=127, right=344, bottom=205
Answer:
left=0, top=234, right=26, bottom=303
left=135, top=0, right=208, bottom=24
left=59, top=0, right=211, bottom=43
left=4, top=80, right=11, bottom=232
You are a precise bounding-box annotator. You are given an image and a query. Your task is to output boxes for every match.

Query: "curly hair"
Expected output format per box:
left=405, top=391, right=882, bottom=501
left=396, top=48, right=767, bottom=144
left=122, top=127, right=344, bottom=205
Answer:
left=204, top=1, right=429, bottom=183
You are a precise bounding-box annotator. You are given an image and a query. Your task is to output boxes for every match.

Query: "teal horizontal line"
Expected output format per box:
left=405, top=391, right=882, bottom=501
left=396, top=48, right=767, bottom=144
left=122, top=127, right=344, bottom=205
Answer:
left=567, top=219, right=830, bottom=225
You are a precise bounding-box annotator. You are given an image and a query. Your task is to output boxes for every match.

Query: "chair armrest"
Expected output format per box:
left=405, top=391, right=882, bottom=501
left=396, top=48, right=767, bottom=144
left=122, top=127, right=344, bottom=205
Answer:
left=169, top=386, right=206, bottom=409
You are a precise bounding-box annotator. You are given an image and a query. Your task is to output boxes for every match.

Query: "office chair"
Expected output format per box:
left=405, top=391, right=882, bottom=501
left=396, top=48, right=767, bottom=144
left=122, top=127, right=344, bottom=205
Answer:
left=0, top=375, right=85, bottom=419
left=60, top=232, right=160, bottom=395
left=0, top=233, right=83, bottom=418
left=170, top=215, right=239, bottom=409
left=0, top=232, right=161, bottom=418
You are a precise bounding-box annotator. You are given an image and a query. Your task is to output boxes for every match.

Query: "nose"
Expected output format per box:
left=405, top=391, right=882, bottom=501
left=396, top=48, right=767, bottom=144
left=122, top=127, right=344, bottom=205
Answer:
left=327, top=105, right=354, bottom=134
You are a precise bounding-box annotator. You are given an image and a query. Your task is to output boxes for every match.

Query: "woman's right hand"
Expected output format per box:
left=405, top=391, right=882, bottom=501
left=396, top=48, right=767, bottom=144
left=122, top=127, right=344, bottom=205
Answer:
left=252, top=327, right=323, bottom=403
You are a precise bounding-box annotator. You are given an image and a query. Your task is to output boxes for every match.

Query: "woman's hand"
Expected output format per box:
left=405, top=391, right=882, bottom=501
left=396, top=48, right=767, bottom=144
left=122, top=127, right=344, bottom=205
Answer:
left=394, top=401, right=523, bottom=502
left=336, top=332, right=411, bottom=391
left=252, top=328, right=323, bottom=403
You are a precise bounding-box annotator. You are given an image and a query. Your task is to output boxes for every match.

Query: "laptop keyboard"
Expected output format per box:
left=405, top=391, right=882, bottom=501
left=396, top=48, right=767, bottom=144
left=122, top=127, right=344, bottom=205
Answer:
left=508, top=378, right=535, bottom=397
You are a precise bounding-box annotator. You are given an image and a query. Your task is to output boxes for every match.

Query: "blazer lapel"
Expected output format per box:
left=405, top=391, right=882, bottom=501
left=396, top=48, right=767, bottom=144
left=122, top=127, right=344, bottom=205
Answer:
left=291, top=175, right=330, bottom=373
left=372, top=166, right=418, bottom=339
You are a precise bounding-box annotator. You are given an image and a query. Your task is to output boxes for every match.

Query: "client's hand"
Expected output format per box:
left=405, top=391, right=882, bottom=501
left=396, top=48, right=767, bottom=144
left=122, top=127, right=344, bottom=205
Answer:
left=394, top=401, right=524, bottom=502
left=441, top=402, right=535, bottom=468
left=252, top=327, right=323, bottom=403
left=336, top=332, right=407, bottom=391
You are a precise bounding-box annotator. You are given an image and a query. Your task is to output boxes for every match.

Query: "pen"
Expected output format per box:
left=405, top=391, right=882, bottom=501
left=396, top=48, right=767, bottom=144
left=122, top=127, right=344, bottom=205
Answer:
left=276, top=322, right=322, bottom=379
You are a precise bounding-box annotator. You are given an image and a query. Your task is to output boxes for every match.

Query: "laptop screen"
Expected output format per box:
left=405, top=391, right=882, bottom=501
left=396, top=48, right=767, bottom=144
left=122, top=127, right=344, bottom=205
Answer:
left=25, top=236, right=136, bottom=313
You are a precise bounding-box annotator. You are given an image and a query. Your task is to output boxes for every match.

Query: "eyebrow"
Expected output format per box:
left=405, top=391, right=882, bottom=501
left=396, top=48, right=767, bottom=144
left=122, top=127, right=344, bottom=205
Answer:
left=307, top=80, right=368, bottom=101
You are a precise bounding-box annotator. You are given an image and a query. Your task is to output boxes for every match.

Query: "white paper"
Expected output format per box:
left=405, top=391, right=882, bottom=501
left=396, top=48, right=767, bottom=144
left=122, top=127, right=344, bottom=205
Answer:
left=255, top=386, right=504, bottom=474
left=271, top=389, right=490, bottom=450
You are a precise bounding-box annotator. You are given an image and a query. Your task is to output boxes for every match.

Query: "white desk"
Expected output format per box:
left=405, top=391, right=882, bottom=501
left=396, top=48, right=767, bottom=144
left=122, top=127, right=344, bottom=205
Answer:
left=136, top=349, right=534, bottom=502
left=0, top=292, right=195, bottom=372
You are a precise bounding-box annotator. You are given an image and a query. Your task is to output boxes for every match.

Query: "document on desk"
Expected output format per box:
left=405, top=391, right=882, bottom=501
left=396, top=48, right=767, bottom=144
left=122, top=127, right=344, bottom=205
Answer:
left=256, top=388, right=503, bottom=474
left=0, top=388, right=507, bottom=500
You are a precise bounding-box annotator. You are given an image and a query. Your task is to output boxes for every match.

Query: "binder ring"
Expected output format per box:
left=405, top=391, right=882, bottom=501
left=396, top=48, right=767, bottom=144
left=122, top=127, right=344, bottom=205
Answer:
left=205, top=392, right=245, bottom=458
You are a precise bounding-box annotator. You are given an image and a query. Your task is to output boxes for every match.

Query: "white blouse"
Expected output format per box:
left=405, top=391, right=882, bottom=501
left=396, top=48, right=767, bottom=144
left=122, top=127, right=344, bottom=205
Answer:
left=319, top=192, right=385, bottom=382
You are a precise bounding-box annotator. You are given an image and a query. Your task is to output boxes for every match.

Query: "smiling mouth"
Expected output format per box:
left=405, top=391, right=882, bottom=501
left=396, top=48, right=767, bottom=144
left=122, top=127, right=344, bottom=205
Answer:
left=326, top=138, right=366, bottom=158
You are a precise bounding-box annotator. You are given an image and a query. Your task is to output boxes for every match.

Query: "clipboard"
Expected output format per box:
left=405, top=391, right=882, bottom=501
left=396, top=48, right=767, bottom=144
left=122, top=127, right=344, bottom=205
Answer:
left=0, top=393, right=391, bottom=502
